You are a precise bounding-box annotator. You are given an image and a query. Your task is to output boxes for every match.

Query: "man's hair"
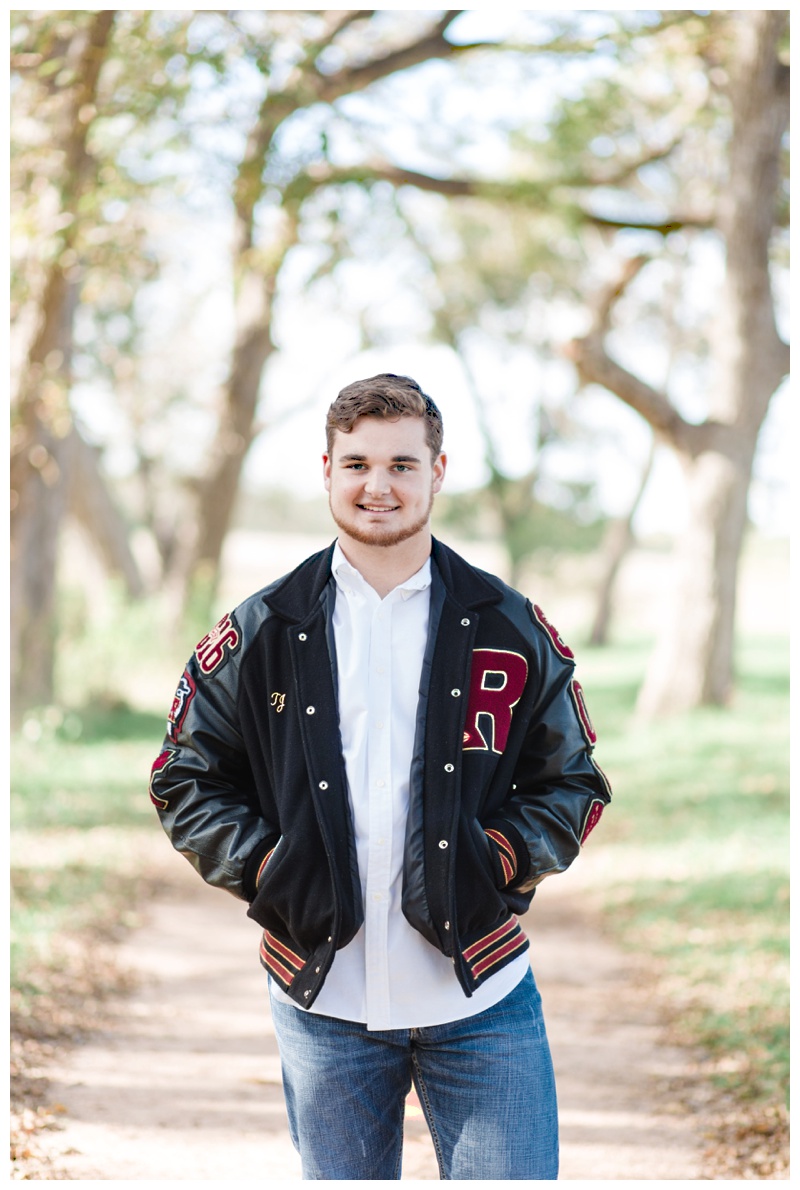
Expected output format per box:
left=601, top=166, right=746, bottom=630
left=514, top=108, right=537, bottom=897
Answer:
left=326, top=373, right=444, bottom=459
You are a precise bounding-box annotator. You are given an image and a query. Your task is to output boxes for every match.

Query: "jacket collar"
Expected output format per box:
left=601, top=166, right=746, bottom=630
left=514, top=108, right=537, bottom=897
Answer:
left=262, top=537, right=502, bottom=623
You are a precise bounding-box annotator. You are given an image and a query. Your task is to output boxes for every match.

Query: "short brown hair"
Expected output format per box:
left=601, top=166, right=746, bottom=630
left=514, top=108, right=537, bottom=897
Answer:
left=326, top=373, right=444, bottom=458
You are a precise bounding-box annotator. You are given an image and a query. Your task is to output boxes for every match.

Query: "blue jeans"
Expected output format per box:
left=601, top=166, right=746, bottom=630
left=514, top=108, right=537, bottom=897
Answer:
left=268, top=966, right=558, bottom=1180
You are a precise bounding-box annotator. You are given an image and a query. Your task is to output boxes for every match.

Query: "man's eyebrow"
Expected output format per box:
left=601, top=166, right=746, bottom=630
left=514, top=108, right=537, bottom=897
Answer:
left=337, top=453, right=422, bottom=463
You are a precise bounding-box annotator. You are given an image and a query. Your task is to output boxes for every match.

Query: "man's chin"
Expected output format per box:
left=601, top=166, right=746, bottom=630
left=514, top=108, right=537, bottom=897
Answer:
left=331, top=511, right=429, bottom=549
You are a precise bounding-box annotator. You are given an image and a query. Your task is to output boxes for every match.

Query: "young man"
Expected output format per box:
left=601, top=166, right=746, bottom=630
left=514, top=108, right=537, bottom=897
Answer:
left=151, top=373, right=611, bottom=1180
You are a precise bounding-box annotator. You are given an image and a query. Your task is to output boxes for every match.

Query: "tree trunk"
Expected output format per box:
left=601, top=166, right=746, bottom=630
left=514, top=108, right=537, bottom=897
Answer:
left=67, top=428, right=145, bottom=598
left=11, top=12, right=116, bottom=715
left=589, top=440, right=655, bottom=647
left=10, top=421, right=74, bottom=716
left=181, top=244, right=289, bottom=619
left=637, top=446, right=752, bottom=714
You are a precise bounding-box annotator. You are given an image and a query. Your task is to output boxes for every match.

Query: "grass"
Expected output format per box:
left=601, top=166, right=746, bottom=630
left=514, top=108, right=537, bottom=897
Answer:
left=576, top=632, right=789, bottom=1109
left=10, top=702, right=170, bottom=1009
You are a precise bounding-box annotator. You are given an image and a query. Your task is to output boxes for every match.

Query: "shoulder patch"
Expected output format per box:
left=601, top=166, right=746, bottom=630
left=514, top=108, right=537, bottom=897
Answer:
left=195, top=611, right=240, bottom=675
left=167, top=669, right=197, bottom=741
left=150, top=748, right=176, bottom=809
left=530, top=603, right=574, bottom=661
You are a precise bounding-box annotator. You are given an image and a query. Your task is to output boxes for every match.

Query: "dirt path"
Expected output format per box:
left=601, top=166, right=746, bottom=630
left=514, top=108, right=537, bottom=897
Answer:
left=37, top=858, right=705, bottom=1180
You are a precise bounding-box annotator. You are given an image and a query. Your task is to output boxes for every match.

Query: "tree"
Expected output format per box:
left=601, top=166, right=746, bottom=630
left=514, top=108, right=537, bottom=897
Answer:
left=567, top=11, right=789, bottom=712
left=181, top=10, right=512, bottom=614
left=11, top=11, right=118, bottom=712
left=10, top=9, right=220, bottom=711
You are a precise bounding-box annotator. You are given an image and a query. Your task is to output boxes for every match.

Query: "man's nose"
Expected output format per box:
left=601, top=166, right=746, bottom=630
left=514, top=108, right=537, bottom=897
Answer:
left=364, top=469, right=391, bottom=495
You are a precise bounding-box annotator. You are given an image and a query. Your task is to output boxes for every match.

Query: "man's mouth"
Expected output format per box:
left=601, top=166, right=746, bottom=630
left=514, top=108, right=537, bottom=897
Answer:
left=358, top=504, right=399, bottom=513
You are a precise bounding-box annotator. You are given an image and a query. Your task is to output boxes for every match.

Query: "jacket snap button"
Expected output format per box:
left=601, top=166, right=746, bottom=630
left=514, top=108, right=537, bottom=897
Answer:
left=298, top=632, right=307, bottom=641
left=327, top=936, right=332, bottom=943
left=306, top=706, right=315, bottom=715
left=319, top=781, right=328, bottom=790
left=451, top=688, right=461, bottom=697
left=315, top=966, right=320, bottom=973
left=304, top=989, right=311, bottom=998
left=444, top=763, right=454, bottom=773
left=438, top=839, right=448, bottom=849
left=461, top=618, right=470, bottom=626
left=444, top=920, right=450, bottom=930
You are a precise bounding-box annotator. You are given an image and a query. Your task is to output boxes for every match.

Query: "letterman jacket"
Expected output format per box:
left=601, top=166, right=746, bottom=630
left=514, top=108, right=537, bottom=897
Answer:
left=150, top=538, right=611, bottom=1010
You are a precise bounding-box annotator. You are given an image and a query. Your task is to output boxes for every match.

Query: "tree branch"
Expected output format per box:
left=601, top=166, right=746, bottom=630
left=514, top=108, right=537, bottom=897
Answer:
left=582, top=211, right=715, bottom=235
left=564, top=256, right=723, bottom=457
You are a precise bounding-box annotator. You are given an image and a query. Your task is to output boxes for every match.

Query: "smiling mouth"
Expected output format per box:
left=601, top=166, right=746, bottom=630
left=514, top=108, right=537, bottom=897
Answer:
left=358, top=504, right=399, bottom=513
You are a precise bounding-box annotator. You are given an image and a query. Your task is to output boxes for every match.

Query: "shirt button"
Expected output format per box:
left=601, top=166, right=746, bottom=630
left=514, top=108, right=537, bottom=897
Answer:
left=376, top=778, right=386, bottom=788
left=306, top=706, right=315, bottom=715
left=375, top=721, right=384, bottom=730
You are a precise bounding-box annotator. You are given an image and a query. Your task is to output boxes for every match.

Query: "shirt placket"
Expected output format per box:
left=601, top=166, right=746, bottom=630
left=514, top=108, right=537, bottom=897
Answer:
left=363, top=593, right=395, bottom=1027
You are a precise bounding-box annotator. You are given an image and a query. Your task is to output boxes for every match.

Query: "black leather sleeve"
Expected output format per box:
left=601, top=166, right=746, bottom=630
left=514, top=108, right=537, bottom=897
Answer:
left=149, top=608, right=278, bottom=901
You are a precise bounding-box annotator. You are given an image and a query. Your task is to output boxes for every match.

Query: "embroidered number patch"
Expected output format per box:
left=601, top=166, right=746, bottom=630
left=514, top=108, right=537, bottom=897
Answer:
left=195, top=612, right=240, bottom=675
left=462, top=649, right=528, bottom=754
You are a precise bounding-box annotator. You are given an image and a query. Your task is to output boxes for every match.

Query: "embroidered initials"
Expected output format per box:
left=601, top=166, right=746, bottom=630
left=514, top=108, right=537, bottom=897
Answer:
left=462, top=649, right=528, bottom=754
left=270, top=692, right=286, bottom=713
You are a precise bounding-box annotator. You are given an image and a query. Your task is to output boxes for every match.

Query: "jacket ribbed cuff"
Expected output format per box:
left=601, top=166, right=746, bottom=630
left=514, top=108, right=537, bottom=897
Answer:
left=243, top=837, right=279, bottom=903
left=483, top=819, right=530, bottom=890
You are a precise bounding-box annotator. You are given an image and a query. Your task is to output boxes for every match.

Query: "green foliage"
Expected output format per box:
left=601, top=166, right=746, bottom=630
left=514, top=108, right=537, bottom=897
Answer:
left=434, top=483, right=606, bottom=555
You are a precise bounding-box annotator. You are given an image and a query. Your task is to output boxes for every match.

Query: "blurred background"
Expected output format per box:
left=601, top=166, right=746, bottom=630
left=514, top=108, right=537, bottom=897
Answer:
left=10, top=9, right=789, bottom=1177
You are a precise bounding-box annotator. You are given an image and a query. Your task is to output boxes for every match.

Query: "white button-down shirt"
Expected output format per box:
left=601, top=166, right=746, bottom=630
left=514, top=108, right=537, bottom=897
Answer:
left=270, top=542, right=527, bottom=1030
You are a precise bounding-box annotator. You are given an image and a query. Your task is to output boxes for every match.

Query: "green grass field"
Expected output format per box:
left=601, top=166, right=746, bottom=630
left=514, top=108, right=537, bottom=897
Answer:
left=11, top=630, right=789, bottom=1115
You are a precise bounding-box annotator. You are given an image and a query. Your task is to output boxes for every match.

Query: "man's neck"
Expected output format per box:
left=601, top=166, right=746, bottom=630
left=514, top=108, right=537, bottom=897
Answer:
left=336, top=532, right=432, bottom=599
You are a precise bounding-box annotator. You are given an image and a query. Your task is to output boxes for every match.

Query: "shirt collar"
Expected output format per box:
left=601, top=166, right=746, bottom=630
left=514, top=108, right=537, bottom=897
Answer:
left=332, top=540, right=431, bottom=600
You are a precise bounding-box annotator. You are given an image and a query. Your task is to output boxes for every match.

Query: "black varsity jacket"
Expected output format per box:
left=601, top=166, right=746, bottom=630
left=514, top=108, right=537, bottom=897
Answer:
left=150, top=538, right=611, bottom=1009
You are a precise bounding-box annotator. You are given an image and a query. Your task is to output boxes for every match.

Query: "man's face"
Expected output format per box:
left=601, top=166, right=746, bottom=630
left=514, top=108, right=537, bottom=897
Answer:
left=323, top=415, right=446, bottom=549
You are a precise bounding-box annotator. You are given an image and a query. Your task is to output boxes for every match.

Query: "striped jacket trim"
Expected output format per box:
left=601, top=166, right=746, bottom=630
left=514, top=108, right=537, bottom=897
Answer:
left=259, top=930, right=305, bottom=988
left=484, top=827, right=517, bottom=885
left=462, top=916, right=528, bottom=981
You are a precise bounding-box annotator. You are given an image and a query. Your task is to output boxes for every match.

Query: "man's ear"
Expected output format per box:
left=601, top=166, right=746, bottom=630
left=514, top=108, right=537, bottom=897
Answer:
left=432, top=452, right=447, bottom=495
left=322, top=453, right=331, bottom=492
